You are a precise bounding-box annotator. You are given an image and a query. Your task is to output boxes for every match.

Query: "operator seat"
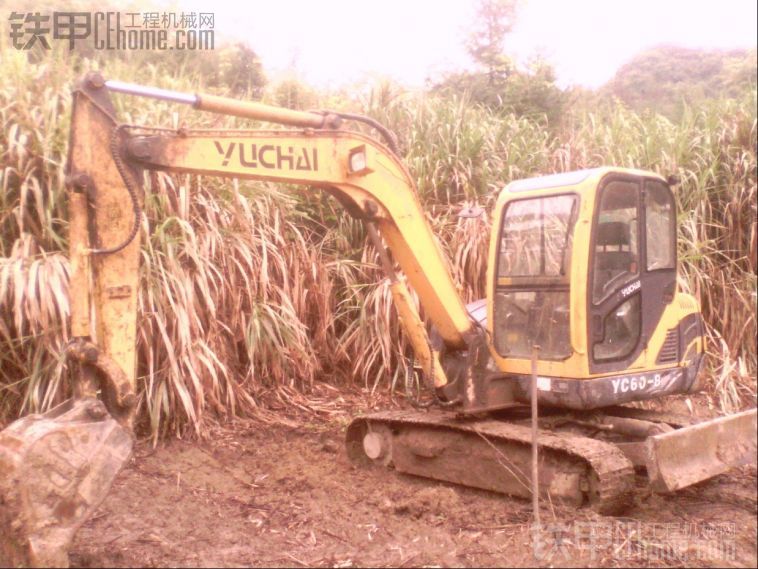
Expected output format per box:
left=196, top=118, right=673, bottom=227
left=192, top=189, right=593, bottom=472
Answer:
left=595, top=221, right=636, bottom=298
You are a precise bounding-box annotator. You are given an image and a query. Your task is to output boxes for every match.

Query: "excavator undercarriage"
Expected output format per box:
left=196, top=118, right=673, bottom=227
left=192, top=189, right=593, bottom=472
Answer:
left=347, top=405, right=757, bottom=516
left=1, top=73, right=756, bottom=567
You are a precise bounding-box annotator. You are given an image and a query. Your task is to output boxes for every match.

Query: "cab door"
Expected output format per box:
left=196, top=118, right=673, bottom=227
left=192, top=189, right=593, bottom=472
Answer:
left=588, top=175, right=677, bottom=375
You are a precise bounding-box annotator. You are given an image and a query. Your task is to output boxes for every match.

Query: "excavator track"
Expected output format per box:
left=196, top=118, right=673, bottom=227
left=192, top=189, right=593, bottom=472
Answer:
left=346, top=409, right=635, bottom=515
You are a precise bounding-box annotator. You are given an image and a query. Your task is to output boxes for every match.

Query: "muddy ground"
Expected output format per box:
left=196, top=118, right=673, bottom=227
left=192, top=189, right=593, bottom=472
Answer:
left=71, top=390, right=757, bottom=568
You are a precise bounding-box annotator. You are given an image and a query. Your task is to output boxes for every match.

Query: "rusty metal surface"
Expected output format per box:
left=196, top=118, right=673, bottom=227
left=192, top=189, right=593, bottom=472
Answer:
left=0, top=398, right=132, bottom=567
left=546, top=413, right=676, bottom=439
left=347, top=409, right=635, bottom=515
left=645, top=408, right=757, bottom=493
left=67, top=190, right=91, bottom=339
left=598, top=415, right=674, bottom=437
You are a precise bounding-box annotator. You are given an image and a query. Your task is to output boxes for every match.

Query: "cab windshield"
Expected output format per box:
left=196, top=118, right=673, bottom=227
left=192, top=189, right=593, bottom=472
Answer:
left=493, top=194, right=577, bottom=361
left=497, top=195, right=577, bottom=278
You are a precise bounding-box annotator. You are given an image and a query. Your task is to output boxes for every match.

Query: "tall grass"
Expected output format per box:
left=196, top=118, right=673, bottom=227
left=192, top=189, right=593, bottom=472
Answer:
left=1, top=48, right=755, bottom=436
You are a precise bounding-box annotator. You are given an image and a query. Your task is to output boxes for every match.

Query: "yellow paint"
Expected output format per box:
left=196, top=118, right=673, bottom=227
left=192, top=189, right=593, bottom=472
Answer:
left=389, top=280, right=447, bottom=388
left=486, top=167, right=702, bottom=379
left=140, top=129, right=474, bottom=351
left=68, top=93, right=142, bottom=401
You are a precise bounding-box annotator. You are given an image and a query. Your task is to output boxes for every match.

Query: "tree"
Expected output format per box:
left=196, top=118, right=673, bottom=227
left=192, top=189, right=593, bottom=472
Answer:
left=466, top=0, right=520, bottom=86
left=223, top=44, right=267, bottom=97
left=201, top=43, right=267, bottom=98
left=432, top=0, right=566, bottom=125
left=503, top=56, right=566, bottom=124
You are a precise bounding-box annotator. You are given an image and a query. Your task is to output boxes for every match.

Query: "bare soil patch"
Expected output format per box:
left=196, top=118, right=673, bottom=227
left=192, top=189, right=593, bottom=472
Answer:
left=70, top=395, right=757, bottom=568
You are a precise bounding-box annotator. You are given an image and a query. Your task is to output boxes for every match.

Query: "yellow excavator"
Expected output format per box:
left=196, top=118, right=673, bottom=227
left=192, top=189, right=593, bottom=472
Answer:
left=1, top=73, right=756, bottom=567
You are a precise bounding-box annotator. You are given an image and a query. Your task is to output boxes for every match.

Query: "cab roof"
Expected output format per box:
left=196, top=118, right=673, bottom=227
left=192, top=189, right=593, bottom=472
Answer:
left=504, top=167, right=665, bottom=194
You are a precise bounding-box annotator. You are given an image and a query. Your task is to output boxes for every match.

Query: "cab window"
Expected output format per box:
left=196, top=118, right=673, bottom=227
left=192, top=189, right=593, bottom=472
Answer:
left=494, top=194, right=577, bottom=361
left=592, top=180, right=639, bottom=303
left=645, top=181, right=676, bottom=271
left=498, top=195, right=577, bottom=278
left=494, top=290, right=572, bottom=360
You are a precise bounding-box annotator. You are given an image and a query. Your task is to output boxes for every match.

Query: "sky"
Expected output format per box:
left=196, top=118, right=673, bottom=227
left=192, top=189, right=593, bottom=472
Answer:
left=173, top=0, right=757, bottom=89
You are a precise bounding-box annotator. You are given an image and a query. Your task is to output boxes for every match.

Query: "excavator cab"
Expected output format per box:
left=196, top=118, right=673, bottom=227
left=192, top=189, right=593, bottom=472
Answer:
left=458, top=168, right=705, bottom=412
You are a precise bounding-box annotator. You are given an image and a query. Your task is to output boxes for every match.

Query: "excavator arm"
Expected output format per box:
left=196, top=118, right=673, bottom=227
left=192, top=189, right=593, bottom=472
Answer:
left=0, top=73, right=478, bottom=567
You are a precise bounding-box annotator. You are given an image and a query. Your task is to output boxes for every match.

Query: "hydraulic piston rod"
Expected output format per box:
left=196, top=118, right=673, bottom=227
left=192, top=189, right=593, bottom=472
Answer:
left=103, top=78, right=338, bottom=128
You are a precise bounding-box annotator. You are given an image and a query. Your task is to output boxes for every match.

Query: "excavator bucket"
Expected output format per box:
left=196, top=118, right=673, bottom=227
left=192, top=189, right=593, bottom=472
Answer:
left=0, top=397, right=132, bottom=568
left=645, top=408, right=757, bottom=493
